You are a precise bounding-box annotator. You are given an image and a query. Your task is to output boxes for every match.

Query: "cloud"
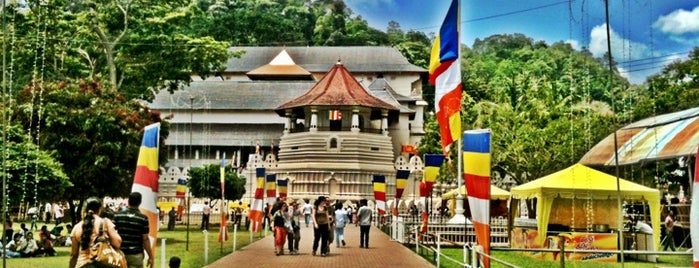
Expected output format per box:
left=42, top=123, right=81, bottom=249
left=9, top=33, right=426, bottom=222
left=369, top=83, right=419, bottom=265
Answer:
left=652, top=6, right=699, bottom=35
left=565, top=39, right=580, bottom=51
left=590, top=24, right=650, bottom=60
left=589, top=24, right=655, bottom=84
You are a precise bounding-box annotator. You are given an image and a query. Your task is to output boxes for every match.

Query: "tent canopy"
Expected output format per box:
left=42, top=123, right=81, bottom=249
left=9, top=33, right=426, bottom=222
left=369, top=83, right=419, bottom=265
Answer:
left=441, top=185, right=510, bottom=200
left=510, top=163, right=660, bottom=200
left=510, top=163, right=661, bottom=249
left=580, top=107, right=699, bottom=166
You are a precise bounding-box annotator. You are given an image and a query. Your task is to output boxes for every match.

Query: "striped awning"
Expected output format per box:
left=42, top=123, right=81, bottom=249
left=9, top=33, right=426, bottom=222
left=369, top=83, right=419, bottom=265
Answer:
left=579, top=107, right=699, bottom=166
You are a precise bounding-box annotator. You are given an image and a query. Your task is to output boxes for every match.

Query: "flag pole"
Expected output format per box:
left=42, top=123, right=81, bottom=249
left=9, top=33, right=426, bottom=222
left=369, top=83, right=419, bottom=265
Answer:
left=448, top=0, right=465, bottom=224
left=449, top=137, right=466, bottom=224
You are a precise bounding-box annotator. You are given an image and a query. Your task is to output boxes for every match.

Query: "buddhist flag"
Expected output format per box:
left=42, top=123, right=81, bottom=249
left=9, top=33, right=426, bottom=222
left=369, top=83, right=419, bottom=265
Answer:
left=266, top=174, right=277, bottom=205
left=463, top=130, right=491, bottom=268
left=277, top=179, right=288, bottom=198
left=424, top=154, right=445, bottom=193
left=329, top=110, right=342, bottom=120
left=175, top=178, right=187, bottom=199
left=131, top=123, right=160, bottom=254
left=428, top=0, right=462, bottom=155
left=692, top=148, right=699, bottom=267
left=249, top=168, right=266, bottom=232
left=419, top=181, right=428, bottom=234
left=373, top=175, right=386, bottom=215
left=218, top=155, right=228, bottom=242
left=393, top=169, right=410, bottom=216
left=395, top=169, right=409, bottom=199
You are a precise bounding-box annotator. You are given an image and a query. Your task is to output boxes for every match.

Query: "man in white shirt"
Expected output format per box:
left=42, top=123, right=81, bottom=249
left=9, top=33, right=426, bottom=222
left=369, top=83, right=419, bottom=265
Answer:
left=302, top=201, right=313, bottom=228
left=44, top=203, right=52, bottom=224
left=201, top=202, right=211, bottom=230
left=357, top=199, right=373, bottom=248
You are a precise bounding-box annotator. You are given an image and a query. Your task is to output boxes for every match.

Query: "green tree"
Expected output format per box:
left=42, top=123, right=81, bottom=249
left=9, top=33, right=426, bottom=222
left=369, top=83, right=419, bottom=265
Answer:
left=187, top=163, right=246, bottom=201
left=12, top=80, right=169, bottom=223
left=0, top=125, right=71, bottom=209
left=71, top=0, right=233, bottom=100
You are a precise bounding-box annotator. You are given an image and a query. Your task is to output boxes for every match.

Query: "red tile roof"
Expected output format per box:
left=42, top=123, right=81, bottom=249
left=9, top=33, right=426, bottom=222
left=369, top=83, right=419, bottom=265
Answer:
left=276, top=61, right=397, bottom=111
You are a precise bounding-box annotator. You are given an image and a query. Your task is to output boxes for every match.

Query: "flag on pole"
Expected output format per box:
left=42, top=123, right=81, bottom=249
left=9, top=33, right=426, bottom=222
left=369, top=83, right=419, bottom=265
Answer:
left=395, top=169, right=409, bottom=199
left=463, top=130, right=491, bottom=268
left=218, top=155, right=228, bottom=242
left=691, top=148, right=699, bottom=268
left=249, top=168, right=266, bottom=232
left=277, top=179, right=288, bottom=198
left=131, top=123, right=160, bottom=254
left=372, top=175, right=386, bottom=215
left=393, top=169, right=410, bottom=216
left=266, top=174, right=277, bottom=205
left=401, top=144, right=419, bottom=155
left=329, top=110, right=342, bottom=120
left=429, top=0, right=462, bottom=155
left=419, top=181, right=428, bottom=234
left=424, top=154, right=445, bottom=193
left=175, top=178, right=187, bottom=199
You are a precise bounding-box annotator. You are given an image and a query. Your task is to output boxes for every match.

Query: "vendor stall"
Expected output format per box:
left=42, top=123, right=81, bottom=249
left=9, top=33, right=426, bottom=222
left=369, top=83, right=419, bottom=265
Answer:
left=441, top=185, right=510, bottom=217
left=509, top=164, right=661, bottom=262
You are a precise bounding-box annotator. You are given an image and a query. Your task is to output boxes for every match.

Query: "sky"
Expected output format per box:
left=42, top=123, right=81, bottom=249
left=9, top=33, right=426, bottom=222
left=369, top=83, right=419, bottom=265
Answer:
left=344, top=0, right=699, bottom=85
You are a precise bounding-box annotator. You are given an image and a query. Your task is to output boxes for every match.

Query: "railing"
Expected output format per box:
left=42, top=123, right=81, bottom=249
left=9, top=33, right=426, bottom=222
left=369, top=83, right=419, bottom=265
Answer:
left=288, top=126, right=383, bottom=134
left=386, top=214, right=510, bottom=247
left=382, top=218, right=694, bottom=268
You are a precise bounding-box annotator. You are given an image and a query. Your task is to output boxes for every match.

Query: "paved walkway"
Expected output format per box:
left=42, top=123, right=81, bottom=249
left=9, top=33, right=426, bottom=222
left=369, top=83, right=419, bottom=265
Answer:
left=206, top=224, right=434, bottom=268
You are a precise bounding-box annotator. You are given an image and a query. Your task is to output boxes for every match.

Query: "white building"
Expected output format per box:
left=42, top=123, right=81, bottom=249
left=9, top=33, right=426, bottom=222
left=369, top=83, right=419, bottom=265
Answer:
left=149, top=47, right=428, bottom=206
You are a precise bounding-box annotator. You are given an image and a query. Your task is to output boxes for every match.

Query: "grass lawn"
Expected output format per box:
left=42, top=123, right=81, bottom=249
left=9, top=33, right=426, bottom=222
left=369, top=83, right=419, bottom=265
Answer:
left=4, top=222, right=263, bottom=268
left=425, top=247, right=694, bottom=268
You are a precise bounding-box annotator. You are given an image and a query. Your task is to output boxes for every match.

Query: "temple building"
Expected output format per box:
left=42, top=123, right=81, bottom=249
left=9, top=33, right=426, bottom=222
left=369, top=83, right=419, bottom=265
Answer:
left=148, top=47, right=427, bottom=205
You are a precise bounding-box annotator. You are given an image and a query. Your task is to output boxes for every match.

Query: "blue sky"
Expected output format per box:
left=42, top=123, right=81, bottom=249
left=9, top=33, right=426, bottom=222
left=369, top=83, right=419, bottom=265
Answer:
left=344, top=0, right=699, bottom=84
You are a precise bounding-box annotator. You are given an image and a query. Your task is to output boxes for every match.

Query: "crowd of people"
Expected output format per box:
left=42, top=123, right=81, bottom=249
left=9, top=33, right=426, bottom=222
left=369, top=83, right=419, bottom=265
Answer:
left=265, top=196, right=374, bottom=257
left=1, top=216, right=66, bottom=258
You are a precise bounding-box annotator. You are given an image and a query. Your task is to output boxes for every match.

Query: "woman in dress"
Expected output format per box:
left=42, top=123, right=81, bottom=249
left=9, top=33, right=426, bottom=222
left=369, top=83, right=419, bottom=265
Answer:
left=69, top=197, right=122, bottom=268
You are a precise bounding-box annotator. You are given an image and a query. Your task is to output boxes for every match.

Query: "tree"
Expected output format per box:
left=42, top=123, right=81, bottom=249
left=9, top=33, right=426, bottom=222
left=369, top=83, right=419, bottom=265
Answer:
left=67, top=0, right=232, bottom=101
left=187, top=163, right=246, bottom=202
left=422, top=33, right=624, bottom=194
left=12, top=80, right=169, bottom=224
left=0, top=124, right=71, bottom=210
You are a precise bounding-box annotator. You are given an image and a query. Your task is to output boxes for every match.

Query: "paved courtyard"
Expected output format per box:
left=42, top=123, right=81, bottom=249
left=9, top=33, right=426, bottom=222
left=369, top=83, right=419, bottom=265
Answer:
left=205, top=223, right=434, bottom=268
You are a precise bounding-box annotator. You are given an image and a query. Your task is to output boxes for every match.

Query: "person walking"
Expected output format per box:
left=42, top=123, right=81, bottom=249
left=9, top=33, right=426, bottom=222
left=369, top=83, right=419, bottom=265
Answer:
left=114, top=192, right=154, bottom=268
left=201, top=201, right=211, bottom=231
left=44, top=202, right=52, bottom=224
left=272, top=202, right=289, bottom=256
left=357, top=199, right=372, bottom=248
left=334, top=203, right=349, bottom=248
left=167, top=207, right=177, bottom=231
left=302, top=201, right=312, bottom=228
left=311, top=196, right=330, bottom=256
left=662, top=210, right=676, bottom=251
left=69, top=197, right=122, bottom=268
left=53, top=203, right=64, bottom=225
left=286, top=201, right=301, bottom=254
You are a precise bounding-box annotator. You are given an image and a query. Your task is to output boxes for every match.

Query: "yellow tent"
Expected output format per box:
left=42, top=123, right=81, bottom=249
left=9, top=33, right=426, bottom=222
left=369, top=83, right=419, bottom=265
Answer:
left=441, top=185, right=511, bottom=200
left=441, top=185, right=510, bottom=217
left=509, top=163, right=661, bottom=249
left=157, top=201, right=180, bottom=212
left=228, top=201, right=249, bottom=210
